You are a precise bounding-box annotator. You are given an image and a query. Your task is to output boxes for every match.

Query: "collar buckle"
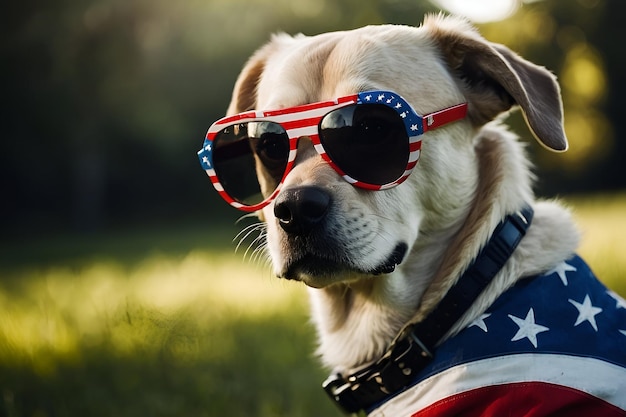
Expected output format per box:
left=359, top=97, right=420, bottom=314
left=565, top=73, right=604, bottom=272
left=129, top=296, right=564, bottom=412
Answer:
left=323, top=330, right=435, bottom=414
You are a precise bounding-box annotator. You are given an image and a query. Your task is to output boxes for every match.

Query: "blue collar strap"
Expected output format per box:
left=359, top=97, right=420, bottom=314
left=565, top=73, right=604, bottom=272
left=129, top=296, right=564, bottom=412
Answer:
left=323, top=205, right=534, bottom=414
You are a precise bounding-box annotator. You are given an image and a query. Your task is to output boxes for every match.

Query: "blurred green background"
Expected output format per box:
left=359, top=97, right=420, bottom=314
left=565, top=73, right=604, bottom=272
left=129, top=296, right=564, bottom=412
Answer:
left=1, top=0, right=626, bottom=416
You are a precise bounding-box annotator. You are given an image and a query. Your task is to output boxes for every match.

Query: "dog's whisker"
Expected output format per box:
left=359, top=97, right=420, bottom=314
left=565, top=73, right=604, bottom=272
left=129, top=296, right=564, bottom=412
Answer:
left=251, top=242, right=270, bottom=265
left=235, top=212, right=259, bottom=224
left=234, top=223, right=266, bottom=254
left=243, top=234, right=258, bottom=260
left=249, top=236, right=267, bottom=259
left=241, top=237, right=263, bottom=260
left=249, top=233, right=269, bottom=262
left=247, top=231, right=271, bottom=266
left=249, top=245, right=271, bottom=269
left=233, top=222, right=269, bottom=267
left=233, top=222, right=263, bottom=244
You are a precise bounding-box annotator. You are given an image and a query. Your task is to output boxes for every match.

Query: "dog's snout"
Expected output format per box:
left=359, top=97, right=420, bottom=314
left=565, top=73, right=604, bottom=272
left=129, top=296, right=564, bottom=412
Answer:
left=274, top=186, right=331, bottom=235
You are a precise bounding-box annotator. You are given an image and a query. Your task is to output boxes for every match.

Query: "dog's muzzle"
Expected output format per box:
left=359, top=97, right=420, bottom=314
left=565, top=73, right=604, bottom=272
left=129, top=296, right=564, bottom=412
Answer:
left=272, top=185, right=408, bottom=285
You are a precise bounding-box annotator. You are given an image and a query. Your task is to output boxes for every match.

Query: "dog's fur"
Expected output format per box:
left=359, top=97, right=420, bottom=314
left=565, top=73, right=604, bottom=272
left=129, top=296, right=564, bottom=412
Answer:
left=226, top=15, right=581, bottom=378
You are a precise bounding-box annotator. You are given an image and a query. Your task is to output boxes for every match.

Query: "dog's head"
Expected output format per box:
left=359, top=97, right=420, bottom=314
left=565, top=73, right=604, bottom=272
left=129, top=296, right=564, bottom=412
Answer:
left=217, top=15, right=567, bottom=289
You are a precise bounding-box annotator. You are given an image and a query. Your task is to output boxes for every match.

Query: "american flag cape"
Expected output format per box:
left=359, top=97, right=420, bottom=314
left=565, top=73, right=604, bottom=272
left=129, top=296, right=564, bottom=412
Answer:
left=368, top=255, right=626, bottom=417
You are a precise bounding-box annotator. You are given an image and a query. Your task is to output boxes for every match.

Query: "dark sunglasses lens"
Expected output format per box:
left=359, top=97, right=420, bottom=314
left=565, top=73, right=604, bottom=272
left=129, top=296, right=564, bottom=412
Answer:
left=319, top=104, right=409, bottom=185
left=213, top=122, right=289, bottom=205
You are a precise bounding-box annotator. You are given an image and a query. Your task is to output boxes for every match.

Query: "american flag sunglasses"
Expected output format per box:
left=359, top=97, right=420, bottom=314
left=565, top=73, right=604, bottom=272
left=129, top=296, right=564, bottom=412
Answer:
left=198, top=90, right=467, bottom=212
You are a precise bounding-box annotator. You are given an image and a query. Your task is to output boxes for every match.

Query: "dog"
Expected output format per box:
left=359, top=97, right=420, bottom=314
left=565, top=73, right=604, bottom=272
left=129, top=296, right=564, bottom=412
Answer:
left=198, top=15, right=626, bottom=416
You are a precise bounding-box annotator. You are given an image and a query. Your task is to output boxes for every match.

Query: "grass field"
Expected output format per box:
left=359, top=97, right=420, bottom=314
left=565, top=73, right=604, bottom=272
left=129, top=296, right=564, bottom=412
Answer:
left=1, top=195, right=625, bottom=417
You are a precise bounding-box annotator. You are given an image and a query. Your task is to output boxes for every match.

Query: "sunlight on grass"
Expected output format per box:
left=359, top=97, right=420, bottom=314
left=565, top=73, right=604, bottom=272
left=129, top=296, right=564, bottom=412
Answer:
left=0, top=248, right=333, bottom=416
left=0, top=252, right=307, bottom=369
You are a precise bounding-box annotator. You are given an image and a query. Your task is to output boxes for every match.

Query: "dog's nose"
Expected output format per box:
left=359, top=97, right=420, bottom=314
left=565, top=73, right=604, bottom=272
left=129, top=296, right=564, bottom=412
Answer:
left=273, top=186, right=331, bottom=235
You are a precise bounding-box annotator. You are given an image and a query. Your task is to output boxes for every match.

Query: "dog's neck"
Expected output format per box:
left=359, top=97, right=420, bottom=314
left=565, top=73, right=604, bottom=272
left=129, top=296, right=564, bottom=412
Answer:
left=308, top=124, right=580, bottom=373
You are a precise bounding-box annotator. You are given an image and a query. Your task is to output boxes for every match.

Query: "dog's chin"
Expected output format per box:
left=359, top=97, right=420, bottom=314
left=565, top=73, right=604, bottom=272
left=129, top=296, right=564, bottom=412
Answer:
left=278, top=243, right=408, bottom=288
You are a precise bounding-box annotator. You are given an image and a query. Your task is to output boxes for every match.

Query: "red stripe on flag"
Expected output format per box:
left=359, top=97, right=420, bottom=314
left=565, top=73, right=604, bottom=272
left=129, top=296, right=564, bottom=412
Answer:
left=411, top=382, right=625, bottom=417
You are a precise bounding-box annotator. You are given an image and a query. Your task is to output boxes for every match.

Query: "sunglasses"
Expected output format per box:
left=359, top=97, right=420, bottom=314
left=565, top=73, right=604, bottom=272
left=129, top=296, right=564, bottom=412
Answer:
left=198, top=90, right=467, bottom=212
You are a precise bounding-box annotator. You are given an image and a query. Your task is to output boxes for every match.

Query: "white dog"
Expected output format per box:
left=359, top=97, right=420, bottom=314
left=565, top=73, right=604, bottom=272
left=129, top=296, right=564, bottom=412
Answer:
left=198, top=15, right=626, bottom=416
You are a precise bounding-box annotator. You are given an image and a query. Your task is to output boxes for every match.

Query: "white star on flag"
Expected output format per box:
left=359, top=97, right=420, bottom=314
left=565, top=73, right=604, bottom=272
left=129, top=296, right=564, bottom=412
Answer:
left=569, top=294, right=603, bottom=331
left=508, top=308, right=549, bottom=348
left=607, top=290, right=626, bottom=310
left=545, top=261, right=577, bottom=286
left=468, top=313, right=491, bottom=332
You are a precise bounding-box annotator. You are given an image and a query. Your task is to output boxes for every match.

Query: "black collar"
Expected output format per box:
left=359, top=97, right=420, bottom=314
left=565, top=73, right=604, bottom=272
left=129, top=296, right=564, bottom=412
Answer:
left=323, top=205, right=534, bottom=415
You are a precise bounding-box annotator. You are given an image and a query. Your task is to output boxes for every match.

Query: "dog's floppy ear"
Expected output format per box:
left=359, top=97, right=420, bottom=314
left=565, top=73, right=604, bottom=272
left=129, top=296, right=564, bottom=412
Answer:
left=226, top=52, right=266, bottom=115
left=226, top=38, right=285, bottom=115
left=425, top=15, right=568, bottom=152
